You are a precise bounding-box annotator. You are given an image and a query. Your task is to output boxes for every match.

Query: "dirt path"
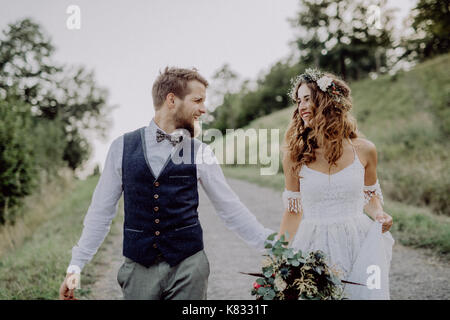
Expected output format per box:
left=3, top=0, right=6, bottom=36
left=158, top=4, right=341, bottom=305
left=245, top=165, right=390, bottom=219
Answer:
left=86, top=177, right=450, bottom=300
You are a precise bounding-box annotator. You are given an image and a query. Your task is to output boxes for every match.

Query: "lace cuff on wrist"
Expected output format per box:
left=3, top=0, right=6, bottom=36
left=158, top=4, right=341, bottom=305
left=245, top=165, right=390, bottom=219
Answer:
left=363, top=180, right=384, bottom=205
left=282, top=189, right=302, bottom=214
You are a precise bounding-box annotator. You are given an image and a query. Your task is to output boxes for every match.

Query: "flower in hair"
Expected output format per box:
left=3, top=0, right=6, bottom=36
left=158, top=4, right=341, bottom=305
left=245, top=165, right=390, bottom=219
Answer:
left=316, top=76, right=333, bottom=92
left=288, top=68, right=343, bottom=104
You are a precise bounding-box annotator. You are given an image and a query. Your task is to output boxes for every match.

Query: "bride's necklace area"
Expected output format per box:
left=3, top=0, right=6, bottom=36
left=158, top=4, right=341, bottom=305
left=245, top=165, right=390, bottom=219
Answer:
left=307, top=148, right=354, bottom=174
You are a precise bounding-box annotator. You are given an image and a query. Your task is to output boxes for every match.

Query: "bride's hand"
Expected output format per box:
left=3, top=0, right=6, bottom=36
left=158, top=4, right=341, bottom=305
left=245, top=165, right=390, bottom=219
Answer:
left=375, top=212, right=393, bottom=233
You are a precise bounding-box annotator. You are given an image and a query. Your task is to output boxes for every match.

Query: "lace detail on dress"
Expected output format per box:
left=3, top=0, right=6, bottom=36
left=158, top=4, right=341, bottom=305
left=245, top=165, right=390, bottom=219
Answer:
left=282, top=189, right=302, bottom=214
left=363, top=179, right=384, bottom=205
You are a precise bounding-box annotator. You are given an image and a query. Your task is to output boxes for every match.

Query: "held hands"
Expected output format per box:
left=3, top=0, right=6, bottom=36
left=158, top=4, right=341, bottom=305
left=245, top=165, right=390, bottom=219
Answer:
left=374, top=211, right=393, bottom=233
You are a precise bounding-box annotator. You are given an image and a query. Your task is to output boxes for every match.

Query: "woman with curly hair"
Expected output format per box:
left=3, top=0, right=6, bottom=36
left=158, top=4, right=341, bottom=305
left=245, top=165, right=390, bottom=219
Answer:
left=278, top=69, right=394, bottom=299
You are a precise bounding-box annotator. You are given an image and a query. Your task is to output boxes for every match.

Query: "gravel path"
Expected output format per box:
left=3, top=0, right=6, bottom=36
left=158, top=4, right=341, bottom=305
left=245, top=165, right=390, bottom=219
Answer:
left=86, top=177, right=450, bottom=300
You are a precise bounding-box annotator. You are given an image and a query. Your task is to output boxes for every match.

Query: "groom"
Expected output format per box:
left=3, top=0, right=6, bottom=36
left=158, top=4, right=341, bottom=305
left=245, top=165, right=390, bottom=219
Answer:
left=59, top=67, right=274, bottom=300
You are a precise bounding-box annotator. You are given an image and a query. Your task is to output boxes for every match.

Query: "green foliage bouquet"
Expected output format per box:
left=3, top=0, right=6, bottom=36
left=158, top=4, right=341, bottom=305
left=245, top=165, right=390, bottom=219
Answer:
left=243, top=233, right=349, bottom=300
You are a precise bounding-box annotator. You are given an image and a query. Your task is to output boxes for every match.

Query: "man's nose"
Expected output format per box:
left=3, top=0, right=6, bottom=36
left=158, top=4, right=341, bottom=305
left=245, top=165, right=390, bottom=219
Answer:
left=199, top=105, right=206, bottom=114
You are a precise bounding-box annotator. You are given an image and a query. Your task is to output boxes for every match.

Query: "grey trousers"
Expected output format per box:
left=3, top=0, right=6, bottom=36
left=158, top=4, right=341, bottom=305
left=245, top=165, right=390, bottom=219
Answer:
left=117, top=250, right=210, bottom=300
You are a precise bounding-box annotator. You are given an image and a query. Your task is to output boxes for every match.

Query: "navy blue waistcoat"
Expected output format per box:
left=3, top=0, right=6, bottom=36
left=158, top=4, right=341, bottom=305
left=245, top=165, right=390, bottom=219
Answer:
left=122, top=127, right=203, bottom=267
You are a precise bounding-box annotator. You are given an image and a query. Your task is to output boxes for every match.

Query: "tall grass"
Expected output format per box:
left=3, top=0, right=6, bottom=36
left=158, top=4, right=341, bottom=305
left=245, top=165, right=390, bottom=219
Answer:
left=0, top=175, right=123, bottom=299
left=351, top=54, right=450, bottom=215
left=0, top=169, right=74, bottom=257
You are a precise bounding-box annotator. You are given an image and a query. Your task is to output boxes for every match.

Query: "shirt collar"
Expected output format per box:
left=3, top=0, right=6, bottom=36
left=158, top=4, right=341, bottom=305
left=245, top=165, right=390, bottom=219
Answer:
left=149, top=118, right=164, bottom=134
left=148, top=118, right=190, bottom=140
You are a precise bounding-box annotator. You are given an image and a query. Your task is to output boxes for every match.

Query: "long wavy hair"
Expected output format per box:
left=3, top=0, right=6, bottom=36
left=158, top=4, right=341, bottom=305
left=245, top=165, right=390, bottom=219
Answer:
left=283, top=71, right=359, bottom=176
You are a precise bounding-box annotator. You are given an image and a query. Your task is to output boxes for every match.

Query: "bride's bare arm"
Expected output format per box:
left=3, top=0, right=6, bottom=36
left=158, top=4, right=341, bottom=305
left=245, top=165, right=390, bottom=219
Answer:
left=359, top=139, right=393, bottom=233
left=278, top=151, right=302, bottom=244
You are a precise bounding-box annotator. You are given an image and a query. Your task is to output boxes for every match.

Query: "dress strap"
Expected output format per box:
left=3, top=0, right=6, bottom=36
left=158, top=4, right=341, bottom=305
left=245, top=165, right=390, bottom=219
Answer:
left=348, top=138, right=356, bottom=160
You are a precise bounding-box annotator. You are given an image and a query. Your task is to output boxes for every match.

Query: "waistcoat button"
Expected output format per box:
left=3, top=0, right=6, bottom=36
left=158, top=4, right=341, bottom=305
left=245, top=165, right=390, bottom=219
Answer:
left=155, top=231, right=160, bottom=236
left=154, top=206, right=159, bottom=212
left=154, top=194, right=159, bottom=199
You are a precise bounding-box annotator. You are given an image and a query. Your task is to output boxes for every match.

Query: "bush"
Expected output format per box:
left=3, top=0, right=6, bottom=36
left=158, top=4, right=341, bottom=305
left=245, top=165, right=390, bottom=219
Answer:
left=31, top=117, right=68, bottom=177
left=0, top=99, right=37, bottom=224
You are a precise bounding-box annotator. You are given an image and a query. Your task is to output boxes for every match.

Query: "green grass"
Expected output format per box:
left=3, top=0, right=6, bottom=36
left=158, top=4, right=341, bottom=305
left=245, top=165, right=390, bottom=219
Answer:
left=350, top=54, right=450, bottom=215
left=0, top=175, right=123, bottom=299
left=222, top=165, right=285, bottom=191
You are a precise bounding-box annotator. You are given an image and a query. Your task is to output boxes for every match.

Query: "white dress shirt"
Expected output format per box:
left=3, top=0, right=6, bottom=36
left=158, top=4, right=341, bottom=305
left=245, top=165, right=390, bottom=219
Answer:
left=67, top=118, right=273, bottom=273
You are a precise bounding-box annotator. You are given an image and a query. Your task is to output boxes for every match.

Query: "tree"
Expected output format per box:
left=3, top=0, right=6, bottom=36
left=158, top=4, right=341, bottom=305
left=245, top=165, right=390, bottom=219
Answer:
left=400, top=0, right=450, bottom=62
left=207, top=64, right=241, bottom=132
left=0, top=98, right=36, bottom=224
left=207, top=58, right=305, bottom=132
left=208, top=63, right=240, bottom=111
left=289, top=0, right=395, bottom=80
left=0, top=18, right=114, bottom=170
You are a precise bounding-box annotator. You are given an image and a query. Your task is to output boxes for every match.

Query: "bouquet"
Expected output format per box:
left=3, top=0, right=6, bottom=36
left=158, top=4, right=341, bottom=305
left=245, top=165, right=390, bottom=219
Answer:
left=242, top=233, right=359, bottom=300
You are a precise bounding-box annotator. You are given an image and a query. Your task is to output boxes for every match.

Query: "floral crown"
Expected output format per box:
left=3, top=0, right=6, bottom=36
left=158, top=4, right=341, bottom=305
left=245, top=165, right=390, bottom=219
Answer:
left=289, top=68, right=343, bottom=103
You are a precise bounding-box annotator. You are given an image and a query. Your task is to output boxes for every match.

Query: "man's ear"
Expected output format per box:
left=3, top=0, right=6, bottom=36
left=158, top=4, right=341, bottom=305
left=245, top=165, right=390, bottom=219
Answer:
left=166, top=93, right=176, bottom=109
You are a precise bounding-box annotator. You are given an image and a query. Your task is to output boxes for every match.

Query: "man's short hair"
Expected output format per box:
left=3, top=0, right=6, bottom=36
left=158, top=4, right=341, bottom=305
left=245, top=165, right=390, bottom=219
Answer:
left=152, top=67, right=209, bottom=110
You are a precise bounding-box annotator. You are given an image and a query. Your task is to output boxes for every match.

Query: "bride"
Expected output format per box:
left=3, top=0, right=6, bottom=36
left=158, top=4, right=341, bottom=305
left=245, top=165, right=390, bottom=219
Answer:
left=279, top=68, right=395, bottom=299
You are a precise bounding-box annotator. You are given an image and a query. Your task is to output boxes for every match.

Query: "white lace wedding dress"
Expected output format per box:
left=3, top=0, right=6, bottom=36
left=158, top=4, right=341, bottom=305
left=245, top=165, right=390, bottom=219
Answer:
left=287, top=142, right=395, bottom=300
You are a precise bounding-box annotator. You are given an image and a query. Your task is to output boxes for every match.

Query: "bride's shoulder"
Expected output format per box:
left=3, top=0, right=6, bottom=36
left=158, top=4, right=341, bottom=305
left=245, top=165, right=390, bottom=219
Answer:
left=282, top=148, right=296, bottom=167
left=351, top=137, right=377, bottom=163
left=352, top=137, right=376, bottom=150
left=281, top=149, right=300, bottom=175
left=281, top=149, right=300, bottom=189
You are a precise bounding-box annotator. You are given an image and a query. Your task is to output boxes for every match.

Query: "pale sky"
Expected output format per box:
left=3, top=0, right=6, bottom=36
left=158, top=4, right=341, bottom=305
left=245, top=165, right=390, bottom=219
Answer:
left=0, top=0, right=417, bottom=176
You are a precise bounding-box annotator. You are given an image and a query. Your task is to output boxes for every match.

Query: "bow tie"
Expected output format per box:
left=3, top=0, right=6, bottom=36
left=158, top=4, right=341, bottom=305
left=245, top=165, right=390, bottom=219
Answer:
left=156, top=129, right=183, bottom=146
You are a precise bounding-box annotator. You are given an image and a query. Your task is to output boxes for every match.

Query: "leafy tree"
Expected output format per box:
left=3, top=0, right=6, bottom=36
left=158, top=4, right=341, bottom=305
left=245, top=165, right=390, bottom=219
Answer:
left=289, top=0, right=395, bottom=80
left=0, top=18, right=114, bottom=170
left=208, top=63, right=240, bottom=111
left=400, top=0, right=450, bottom=62
left=206, top=64, right=241, bottom=132
left=0, top=98, right=36, bottom=224
left=208, top=59, right=305, bottom=131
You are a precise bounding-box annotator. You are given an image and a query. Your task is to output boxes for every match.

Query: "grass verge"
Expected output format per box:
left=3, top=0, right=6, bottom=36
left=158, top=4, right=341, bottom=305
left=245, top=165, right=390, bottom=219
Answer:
left=0, top=175, right=123, bottom=299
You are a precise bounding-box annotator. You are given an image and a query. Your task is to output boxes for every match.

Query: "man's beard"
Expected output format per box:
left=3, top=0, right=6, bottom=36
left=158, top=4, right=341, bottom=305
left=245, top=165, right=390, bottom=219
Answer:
left=174, top=105, right=199, bottom=138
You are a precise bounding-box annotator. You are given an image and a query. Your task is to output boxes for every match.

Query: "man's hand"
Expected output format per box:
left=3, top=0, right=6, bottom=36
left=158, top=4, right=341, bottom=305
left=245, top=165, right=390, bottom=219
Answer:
left=375, top=211, right=393, bottom=233
left=59, top=273, right=78, bottom=300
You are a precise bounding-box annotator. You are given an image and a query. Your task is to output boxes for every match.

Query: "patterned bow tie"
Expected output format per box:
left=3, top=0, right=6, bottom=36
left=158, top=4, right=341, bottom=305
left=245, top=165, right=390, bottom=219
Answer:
left=156, top=129, right=183, bottom=146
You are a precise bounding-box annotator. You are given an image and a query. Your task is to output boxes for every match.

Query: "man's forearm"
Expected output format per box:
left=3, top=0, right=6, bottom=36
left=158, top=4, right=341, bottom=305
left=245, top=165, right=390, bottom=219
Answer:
left=68, top=212, right=118, bottom=271
left=198, top=144, right=274, bottom=250
left=214, top=200, right=274, bottom=250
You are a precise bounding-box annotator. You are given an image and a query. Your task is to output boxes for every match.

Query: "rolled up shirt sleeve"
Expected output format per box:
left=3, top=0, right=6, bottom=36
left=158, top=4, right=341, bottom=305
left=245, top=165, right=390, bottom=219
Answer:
left=197, top=143, right=274, bottom=251
left=68, top=136, right=124, bottom=272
